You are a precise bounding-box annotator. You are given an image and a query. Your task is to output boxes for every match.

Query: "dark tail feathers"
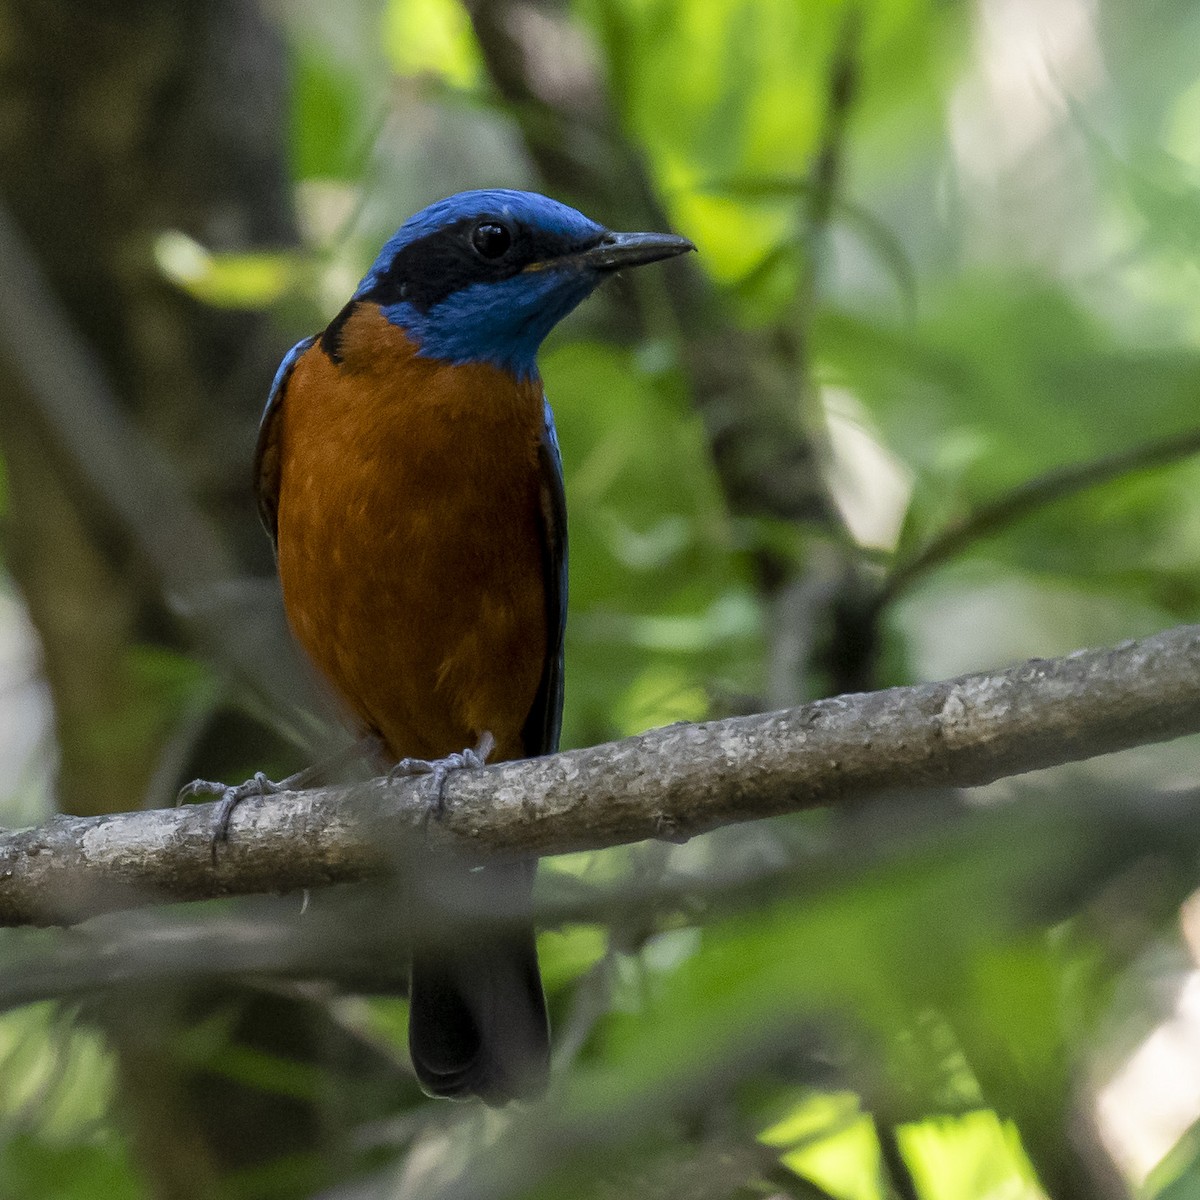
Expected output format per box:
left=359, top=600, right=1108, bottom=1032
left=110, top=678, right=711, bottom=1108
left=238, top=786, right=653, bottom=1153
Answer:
left=408, top=860, right=549, bottom=1105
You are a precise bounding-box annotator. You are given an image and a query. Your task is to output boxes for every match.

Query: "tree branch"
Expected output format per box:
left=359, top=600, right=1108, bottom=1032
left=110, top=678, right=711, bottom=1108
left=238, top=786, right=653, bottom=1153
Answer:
left=2, top=623, right=1198, bottom=928
left=872, top=423, right=1200, bottom=617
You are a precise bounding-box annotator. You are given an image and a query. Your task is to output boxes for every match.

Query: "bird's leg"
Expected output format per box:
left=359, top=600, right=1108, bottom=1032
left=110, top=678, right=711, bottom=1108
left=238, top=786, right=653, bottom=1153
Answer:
left=387, top=731, right=496, bottom=816
left=178, top=733, right=383, bottom=855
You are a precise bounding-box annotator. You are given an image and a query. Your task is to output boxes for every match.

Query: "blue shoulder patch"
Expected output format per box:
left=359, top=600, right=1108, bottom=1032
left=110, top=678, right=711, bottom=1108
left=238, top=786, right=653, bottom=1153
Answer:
left=254, top=334, right=317, bottom=546
left=545, top=397, right=568, bottom=643
left=261, top=335, right=315, bottom=426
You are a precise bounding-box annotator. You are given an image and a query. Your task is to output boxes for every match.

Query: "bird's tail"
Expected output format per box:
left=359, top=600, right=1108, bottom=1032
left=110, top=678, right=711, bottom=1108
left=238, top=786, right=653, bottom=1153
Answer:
left=407, top=859, right=549, bottom=1105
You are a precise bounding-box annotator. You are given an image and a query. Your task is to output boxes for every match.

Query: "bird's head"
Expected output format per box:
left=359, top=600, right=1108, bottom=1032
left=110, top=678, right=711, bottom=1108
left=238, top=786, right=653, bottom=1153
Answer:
left=354, top=189, right=694, bottom=379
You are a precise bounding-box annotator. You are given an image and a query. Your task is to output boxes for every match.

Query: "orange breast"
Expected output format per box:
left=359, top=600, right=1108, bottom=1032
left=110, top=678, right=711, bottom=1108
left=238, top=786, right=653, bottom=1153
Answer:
left=274, top=304, right=548, bottom=763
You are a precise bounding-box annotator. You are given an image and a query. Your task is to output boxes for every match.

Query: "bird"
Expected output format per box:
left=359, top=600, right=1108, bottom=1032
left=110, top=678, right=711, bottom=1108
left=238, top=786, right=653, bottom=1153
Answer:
left=247, top=189, right=693, bottom=1104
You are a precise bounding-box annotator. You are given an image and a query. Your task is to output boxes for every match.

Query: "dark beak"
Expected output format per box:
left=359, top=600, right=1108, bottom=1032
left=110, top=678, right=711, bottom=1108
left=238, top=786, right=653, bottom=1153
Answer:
left=574, top=229, right=695, bottom=272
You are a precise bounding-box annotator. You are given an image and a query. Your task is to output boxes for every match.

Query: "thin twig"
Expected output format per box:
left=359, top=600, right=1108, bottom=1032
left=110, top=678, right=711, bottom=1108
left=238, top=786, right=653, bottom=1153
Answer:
left=873, top=424, right=1200, bottom=617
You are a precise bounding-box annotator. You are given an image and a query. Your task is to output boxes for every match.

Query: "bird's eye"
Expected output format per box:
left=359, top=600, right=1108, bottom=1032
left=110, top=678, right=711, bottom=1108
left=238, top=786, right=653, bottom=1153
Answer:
left=471, top=220, right=512, bottom=259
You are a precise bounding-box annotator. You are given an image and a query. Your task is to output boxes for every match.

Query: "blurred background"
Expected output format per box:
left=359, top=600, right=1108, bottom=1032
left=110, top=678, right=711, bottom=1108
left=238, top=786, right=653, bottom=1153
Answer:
left=2, top=0, right=1200, bottom=1196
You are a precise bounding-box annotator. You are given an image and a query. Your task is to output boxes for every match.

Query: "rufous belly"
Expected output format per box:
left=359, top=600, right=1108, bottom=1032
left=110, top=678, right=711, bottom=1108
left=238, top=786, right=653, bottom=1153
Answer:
left=273, top=306, right=547, bottom=763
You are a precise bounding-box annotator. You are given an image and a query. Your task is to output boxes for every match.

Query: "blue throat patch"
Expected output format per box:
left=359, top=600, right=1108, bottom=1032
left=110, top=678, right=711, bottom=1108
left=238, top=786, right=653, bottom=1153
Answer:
left=376, top=269, right=601, bottom=380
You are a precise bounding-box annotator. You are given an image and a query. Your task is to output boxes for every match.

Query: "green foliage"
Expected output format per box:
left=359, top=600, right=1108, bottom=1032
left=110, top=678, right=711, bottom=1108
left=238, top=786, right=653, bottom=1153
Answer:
left=546, top=339, right=762, bottom=741
left=382, top=0, right=481, bottom=87
left=0, top=1007, right=125, bottom=1200
left=290, top=38, right=375, bottom=182
left=154, top=233, right=300, bottom=309
left=0, top=1137, right=138, bottom=1200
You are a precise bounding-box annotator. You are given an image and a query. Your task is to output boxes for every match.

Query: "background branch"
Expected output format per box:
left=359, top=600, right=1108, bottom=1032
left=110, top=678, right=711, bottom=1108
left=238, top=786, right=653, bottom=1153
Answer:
left=873, top=422, right=1200, bottom=617
left=3, top=622, right=1198, bottom=928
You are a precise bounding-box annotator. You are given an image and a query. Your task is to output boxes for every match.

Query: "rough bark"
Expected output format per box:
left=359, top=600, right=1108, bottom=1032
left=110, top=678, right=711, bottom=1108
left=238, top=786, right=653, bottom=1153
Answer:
left=0, top=623, right=1196, bottom=928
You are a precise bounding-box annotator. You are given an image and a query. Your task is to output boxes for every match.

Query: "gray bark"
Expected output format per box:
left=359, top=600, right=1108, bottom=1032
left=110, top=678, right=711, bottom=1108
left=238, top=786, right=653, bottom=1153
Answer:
left=2, top=623, right=1197, bottom=928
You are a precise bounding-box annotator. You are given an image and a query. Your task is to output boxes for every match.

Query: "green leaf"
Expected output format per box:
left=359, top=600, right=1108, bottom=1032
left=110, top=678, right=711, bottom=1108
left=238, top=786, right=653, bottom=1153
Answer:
left=0, top=1136, right=139, bottom=1200
left=155, top=232, right=301, bottom=308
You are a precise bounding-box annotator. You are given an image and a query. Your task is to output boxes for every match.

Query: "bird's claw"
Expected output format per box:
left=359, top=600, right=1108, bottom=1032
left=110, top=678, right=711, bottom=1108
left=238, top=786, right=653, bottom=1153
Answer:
left=177, top=771, right=291, bottom=864
left=386, top=732, right=495, bottom=816
left=176, top=777, right=230, bottom=804
left=178, top=737, right=382, bottom=865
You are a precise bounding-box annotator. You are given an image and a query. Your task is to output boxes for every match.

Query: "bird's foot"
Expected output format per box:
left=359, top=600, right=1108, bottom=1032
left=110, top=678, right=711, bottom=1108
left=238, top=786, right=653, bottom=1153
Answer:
left=178, top=734, right=383, bottom=862
left=178, top=770, right=308, bottom=863
left=387, top=731, right=496, bottom=816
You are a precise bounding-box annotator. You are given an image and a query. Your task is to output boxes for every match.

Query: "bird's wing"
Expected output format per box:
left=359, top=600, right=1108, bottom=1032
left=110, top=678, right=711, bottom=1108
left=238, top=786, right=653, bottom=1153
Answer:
left=252, top=335, right=317, bottom=554
left=521, top=397, right=568, bottom=757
